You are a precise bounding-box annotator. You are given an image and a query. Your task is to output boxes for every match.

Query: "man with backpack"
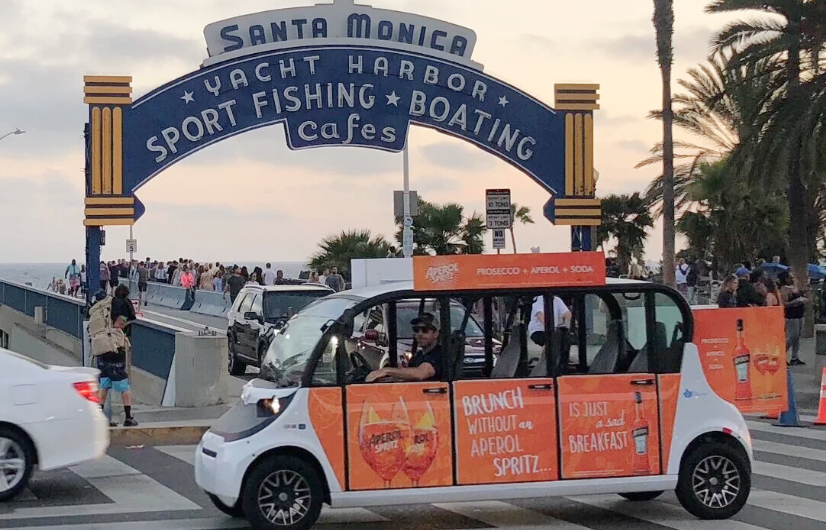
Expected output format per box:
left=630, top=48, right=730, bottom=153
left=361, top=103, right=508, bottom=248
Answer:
left=88, top=289, right=138, bottom=427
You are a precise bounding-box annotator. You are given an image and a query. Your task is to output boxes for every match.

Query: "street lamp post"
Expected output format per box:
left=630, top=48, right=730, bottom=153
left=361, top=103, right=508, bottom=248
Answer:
left=0, top=129, right=25, bottom=142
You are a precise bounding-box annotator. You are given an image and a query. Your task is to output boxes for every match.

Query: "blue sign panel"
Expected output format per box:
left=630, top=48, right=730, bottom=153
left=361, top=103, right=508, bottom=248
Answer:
left=123, top=45, right=565, bottom=196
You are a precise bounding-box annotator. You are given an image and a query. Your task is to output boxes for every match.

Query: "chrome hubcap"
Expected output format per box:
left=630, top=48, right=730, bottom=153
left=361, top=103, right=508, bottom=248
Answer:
left=0, top=437, right=26, bottom=493
left=692, top=455, right=740, bottom=509
left=257, top=470, right=311, bottom=526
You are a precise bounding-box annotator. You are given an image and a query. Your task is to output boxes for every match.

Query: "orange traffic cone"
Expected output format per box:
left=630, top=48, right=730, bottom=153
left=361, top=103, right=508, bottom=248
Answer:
left=814, top=368, right=826, bottom=426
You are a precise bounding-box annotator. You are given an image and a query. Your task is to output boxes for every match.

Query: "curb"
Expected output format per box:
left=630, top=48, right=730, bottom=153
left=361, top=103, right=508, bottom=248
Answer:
left=109, top=424, right=211, bottom=446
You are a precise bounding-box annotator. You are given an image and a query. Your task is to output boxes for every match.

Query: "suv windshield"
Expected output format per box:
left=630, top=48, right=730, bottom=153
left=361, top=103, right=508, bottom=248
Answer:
left=396, top=303, right=484, bottom=338
left=260, top=297, right=357, bottom=386
left=263, top=290, right=331, bottom=322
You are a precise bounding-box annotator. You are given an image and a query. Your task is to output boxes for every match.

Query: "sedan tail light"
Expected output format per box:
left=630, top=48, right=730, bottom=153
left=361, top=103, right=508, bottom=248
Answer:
left=73, top=381, right=100, bottom=403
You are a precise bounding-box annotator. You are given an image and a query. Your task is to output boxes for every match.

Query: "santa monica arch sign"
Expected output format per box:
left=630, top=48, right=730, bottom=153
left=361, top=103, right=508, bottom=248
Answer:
left=81, top=0, right=602, bottom=293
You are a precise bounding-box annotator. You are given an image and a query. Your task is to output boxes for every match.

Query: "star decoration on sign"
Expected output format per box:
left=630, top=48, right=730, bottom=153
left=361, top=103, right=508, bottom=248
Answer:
left=498, top=95, right=509, bottom=107
left=181, top=91, right=194, bottom=104
left=386, top=91, right=401, bottom=107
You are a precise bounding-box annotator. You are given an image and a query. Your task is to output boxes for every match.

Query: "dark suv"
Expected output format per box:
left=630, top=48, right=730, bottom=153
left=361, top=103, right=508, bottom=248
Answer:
left=227, top=284, right=333, bottom=375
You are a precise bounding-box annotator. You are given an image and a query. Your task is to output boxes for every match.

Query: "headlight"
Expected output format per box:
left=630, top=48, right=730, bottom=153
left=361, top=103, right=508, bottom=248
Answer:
left=259, top=397, right=281, bottom=416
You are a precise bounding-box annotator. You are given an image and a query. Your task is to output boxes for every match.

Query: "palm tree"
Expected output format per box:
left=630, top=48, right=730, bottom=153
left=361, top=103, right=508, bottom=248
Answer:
left=508, top=203, right=534, bottom=254
left=705, top=0, right=813, bottom=288
left=395, top=199, right=487, bottom=255
left=654, top=0, right=677, bottom=286
left=641, top=54, right=773, bottom=213
left=597, top=193, right=654, bottom=274
left=309, top=229, right=393, bottom=280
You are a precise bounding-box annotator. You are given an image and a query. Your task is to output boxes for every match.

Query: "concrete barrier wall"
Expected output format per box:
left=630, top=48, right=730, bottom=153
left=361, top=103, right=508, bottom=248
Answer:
left=0, top=279, right=227, bottom=408
left=119, top=279, right=191, bottom=310
left=191, top=290, right=231, bottom=318
left=0, top=279, right=85, bottom=339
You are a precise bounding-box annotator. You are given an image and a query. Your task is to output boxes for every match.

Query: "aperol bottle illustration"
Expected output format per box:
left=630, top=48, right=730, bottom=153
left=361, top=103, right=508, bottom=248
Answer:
left=358, top=396, right=411, bottom=488
left=631, top=392, right=651, bottom=475
left=733, top=319, right=752, bottom=402
left=402, top=401, right=439, bottom=487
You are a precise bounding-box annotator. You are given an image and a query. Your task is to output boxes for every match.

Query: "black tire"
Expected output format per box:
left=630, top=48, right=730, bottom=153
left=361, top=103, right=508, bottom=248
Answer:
left=0, top=427, right=35, bottom=503
left=228, top=337, right=247, bottom=376
left=676, top=441, right=751, bottom=520
left=207, top=493, right=244, bottom=518
left=242, top=455, right=324, bottom=530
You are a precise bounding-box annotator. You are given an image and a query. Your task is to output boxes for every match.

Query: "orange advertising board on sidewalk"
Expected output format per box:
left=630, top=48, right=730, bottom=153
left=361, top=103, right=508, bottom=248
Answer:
left=453, top=379, right=559, bottom=485
left=413, top=252, right=606, bottom=291
left=693, top=306, right=788, bottom=415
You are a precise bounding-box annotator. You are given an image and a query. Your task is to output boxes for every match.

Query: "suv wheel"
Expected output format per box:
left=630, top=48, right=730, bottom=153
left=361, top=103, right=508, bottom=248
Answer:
left=228, top=336, right=247, bottom=376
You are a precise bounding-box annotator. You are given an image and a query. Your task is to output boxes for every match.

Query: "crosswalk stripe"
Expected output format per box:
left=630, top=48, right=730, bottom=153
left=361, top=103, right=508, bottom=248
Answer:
left=318, top=507, right=390, bottom=523
left=754, top=461, right=826, bottom=486
left=434, top=500, right=592, bottom=529
left=0, top=456, right=200, bottom=519
left=155, top=445, right=197, bottom=466
left=568, top=495, right=766, bottom=530
left=753, top=439, right=826, bottom=462
left=2, top=518, right=249, bottom=530
left=749, top=489, right=826, bottom=522
left=747, top=421, right=826, bottom=442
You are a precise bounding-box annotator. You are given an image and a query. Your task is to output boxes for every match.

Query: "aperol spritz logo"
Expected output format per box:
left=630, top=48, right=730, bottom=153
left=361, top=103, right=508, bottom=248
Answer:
left=424, top=262, right=460, bottom=286
left=358, top=397, right=439, bottom=488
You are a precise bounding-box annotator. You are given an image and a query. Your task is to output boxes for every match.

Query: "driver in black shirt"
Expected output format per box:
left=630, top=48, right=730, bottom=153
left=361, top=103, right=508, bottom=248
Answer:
left=366, top=313, right=442, bottom=382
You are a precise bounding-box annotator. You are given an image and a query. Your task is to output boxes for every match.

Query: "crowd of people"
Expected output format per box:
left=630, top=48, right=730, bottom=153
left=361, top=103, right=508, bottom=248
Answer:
left=93, top=258, right=348, bottom=306
left=715, top=259, right=808, bottom=366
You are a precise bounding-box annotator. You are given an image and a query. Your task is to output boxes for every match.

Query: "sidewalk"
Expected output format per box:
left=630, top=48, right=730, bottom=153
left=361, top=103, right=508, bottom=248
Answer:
left=788, top=337, right=825, bottom=412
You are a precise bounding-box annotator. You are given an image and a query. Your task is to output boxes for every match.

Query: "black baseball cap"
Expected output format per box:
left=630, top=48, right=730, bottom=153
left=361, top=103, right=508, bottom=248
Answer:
left=411, top=312, right=440, bottom=330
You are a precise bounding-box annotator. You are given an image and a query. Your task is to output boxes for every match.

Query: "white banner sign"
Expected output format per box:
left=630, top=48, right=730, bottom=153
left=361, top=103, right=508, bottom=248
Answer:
left=203, top=0, right=479, bottom=68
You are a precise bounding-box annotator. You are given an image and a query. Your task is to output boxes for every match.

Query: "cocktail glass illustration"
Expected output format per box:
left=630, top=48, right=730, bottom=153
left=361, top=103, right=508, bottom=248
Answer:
left=358, top=396, right=411, bottom=488
left=402, top=400, right=439, bottom=487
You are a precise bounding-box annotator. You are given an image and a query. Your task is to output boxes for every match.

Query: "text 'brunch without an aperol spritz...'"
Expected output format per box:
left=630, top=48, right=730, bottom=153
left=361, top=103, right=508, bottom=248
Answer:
left=454, top=380, right=558, bottom=485
left=413, top=252, right=606, bottom=291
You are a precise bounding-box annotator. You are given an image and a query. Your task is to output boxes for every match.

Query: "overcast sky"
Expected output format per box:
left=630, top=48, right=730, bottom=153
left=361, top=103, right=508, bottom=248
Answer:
left=0, top=0, right=736, bottom=265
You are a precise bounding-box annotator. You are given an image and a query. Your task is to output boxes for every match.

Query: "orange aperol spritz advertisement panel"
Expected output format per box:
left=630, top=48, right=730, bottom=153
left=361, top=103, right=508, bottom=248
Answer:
left=453, top=379, right=558, bottom=485
left=693, top=306, right=787, bottom=415
left=307, top=388, right=346, bottom=489
left=557, top=375, right=660, bottom=479
left=412, top=252, right=605, bottom=291
left=346, top=383, right=452, bottom=490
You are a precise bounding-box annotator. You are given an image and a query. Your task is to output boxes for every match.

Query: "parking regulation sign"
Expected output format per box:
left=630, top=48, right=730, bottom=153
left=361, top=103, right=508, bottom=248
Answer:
left=492, top=229, right=506, bottom=249
left=486, top=189, right=511, bottom=229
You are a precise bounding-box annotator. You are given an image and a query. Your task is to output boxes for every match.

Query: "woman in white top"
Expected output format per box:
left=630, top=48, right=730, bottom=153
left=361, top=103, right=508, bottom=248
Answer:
left=528, top=295, right=572, bottom=346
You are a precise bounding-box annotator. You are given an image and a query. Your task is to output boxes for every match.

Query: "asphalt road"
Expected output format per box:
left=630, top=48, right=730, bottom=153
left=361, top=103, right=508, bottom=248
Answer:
left=2, top=414, right=826, bottom=530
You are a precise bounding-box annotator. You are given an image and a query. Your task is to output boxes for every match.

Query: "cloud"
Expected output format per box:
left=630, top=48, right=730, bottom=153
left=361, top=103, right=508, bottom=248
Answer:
left=419, top=140, right=489, bottom=170
left=590, top=27, right=713, bottom=62
left=518, top=34, right=556, bottom=50
left=615, top=139, right=651, bottom=154
left=596, top=112, right=641, bottom=128
left=414, top=175, right=462, bottom=192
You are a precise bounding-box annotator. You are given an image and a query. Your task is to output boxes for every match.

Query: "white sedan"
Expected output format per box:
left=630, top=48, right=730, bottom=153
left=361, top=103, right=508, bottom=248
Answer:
left=0, top=347, right=109, bottom=501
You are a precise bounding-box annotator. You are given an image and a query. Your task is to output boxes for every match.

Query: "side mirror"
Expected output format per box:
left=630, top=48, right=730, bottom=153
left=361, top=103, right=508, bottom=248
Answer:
left=364, top=329, right=379, bottom=342
left=244, top=311, right=262, bottom=323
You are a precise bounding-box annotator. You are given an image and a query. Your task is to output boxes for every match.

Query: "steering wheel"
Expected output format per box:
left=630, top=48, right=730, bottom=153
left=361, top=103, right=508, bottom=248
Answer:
left=346, top=351, right=372, bottom=384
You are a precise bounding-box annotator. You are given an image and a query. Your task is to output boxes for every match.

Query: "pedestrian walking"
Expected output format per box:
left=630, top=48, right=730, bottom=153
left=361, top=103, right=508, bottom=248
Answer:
left=779, top=271, right=807, bottom=366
